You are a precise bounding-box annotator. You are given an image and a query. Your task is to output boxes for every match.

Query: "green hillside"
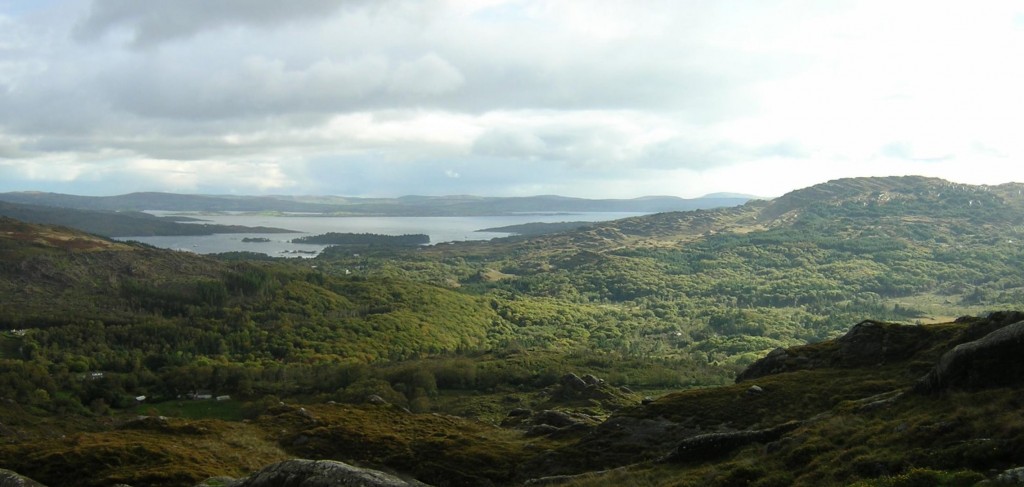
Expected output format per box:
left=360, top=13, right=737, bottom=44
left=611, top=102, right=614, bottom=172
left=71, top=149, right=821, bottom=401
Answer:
left=2, top=176, right=1024, bottom=486
left=314, top=176, right=1024, bottom=373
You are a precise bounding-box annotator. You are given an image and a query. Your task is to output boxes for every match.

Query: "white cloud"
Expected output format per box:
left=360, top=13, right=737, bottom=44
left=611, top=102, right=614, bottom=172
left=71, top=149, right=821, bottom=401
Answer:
left=2, top=1, right=1024, bottom=197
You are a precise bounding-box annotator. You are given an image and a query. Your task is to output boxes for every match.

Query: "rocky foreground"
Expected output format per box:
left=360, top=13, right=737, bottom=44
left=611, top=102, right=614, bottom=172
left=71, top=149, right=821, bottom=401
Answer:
left=5, top=311, right=1024, bottom=486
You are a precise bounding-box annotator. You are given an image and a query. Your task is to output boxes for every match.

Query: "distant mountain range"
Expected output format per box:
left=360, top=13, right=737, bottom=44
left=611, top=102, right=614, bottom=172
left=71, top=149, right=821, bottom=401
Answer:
left=0, top=201, right=295, bottom=237
left=0, top=191, right=758, bottom=216
left=3, top=176, right=1024, bottom=486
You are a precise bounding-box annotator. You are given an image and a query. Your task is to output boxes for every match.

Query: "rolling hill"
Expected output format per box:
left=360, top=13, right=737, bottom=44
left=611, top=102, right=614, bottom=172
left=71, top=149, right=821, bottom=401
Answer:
left=2, top=175, right=1024, bottom=486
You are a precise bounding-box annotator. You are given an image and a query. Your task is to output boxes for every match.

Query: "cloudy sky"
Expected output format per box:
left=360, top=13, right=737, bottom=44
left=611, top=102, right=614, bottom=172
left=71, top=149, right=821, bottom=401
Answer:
left=1, top=1, right=1023, bottom=198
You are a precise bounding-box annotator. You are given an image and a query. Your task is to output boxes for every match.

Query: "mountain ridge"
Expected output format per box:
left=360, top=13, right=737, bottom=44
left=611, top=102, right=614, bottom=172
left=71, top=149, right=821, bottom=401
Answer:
left=3, top=175, right=1024, bottom=486
left=0, top=201, right=296, bottom=237
left=0, top=191, right=752, bottom=216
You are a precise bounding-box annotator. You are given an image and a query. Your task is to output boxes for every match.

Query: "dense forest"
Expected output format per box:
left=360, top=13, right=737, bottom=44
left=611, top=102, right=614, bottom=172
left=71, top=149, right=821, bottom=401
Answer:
left=3, top=176, right=1024, bottom=486
left=4, top=177, right=1024, bottom=413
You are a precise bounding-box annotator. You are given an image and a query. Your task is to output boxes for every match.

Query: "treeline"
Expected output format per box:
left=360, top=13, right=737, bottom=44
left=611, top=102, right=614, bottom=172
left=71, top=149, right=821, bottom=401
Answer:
left=6, top=177, right=1024, bottom=418
left=312, top=180, right=1024, bottom=371
left=0, top=346, right=724, bottom=417
left=291, top=232, right=429, bottom=246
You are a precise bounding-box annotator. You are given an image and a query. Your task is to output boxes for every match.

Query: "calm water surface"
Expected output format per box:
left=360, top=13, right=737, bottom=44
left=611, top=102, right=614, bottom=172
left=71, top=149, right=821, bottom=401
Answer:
left=116, top=212, right=644, bottom=257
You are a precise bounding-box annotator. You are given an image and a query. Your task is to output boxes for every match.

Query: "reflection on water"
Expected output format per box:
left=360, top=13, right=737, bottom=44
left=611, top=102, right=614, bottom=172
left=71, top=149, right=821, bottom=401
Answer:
left=114, top=212, right=644, bottom=257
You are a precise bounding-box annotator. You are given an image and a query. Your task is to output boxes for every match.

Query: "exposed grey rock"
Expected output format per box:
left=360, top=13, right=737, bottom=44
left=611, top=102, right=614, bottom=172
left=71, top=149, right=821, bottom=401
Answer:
left=915, top=320, right=1024, bottom=393
left=581, top=374, right=603, bottom=386
left=831, top=320, right=932, bottom=367
left=533, top=410, right=580, bottom=428
left=0, top=469, right=46, bottom=487
left=213, top=459, right=429, bottom=487
left=367, top=395, right=388, bottom=405
left=518, top=415, right=694, bottom=478
left=523, top=467, right=627, bottom=486
left=735, top=347, right=789, bottom=382
left=507, top=408, right=532, bottom=417
left=524, top=424, right=560, bottom=437
left=560, top=373, right=587, bottom=390
left=851, top=390, right=904, bottom=412
left=548, top=374, right=618, bottom=402
left=746, top=385, right=764, bottom=395
left=662, top=421, right=802, bottom=463
left=738, top=320, right=935, bottom=382
left=546, top=422, right=595, bottom=440
left=996, top=466, right=1024, bottom=483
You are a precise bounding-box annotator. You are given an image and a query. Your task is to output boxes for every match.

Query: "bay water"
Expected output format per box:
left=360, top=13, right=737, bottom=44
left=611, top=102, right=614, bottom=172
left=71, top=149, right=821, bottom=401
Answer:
left=116, top=212, right=643, bottom=257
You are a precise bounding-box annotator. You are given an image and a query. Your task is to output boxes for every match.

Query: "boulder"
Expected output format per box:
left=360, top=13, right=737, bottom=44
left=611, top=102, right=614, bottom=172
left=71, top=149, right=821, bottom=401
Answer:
left=524, top=424, right=561, bottom=438
left=560, top=373, right=588, bottom=390
left=915, top=320, right=1024, bottom=393
left=737, top=320, right=935, bottom=382
left=533, top=410, right=580, bottom=428
left=832, top=320, right=931, bottom=367
left=736, top=347, right=790, bottom=382
left=662, top=421, right=801, bottom=463
left=996, top=466, right=1024, bottom=483
left=0, top=469, right=46, bottom=487
left=506, top=408, right=532, bottom=417
left=548, top=375, right=616, bottom=402
left=581, top=374, right=604, bottom=386
left=207, top=459, right=429, bottom=487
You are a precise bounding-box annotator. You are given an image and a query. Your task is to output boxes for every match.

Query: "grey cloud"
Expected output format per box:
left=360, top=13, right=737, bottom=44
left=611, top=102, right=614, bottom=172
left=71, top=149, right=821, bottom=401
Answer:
left=441, top=50, right=748, bottom=118
left=49, top=1, right=775, bottom=132
left=0, top=140, right=30, bottom=159
left=753, top=141, right=808, bottom=159
left=639, top=138, right=738, bottom=170
left=639, top=138, right=809, bottom=170
left=388, top=53, right=465, bottom=96
left=303, top=155, right=572, bottom=197
left=74, top=0, right=363, bottom=47
left=472, top=129, right=547, bottom=159
left=97, top=55, right=392, bottom=119
left=471, top=125, right=626, bottom=167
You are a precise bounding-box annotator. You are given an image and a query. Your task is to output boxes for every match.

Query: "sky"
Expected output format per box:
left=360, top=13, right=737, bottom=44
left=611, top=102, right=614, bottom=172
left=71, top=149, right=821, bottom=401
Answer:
left=1, top=1, right=1023, bottom=199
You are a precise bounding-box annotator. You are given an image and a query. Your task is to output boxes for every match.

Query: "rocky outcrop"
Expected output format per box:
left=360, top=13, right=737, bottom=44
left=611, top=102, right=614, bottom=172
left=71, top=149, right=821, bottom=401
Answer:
left=519, top=415, right=695, bottom=478
left=737, top=320, right=936, bottom=382
left=915, top=319, right=1024, bottom=394
left=832, top=320, right=932, bottom=366
left=662, top=421, right=801, bottom=463
left=548, top=373, right=615, bottom=401
left=203, top=459, right=430, bottom=487
left=735, top=347, right=792, bottom=381
left=0, top=469, right=46, bottom=487
left=506, top=409, right=600, bottom=438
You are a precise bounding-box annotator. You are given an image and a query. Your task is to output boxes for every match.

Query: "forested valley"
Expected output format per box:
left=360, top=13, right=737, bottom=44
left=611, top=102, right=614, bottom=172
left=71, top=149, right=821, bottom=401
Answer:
left=3, top=176, right=1024, bottom=486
